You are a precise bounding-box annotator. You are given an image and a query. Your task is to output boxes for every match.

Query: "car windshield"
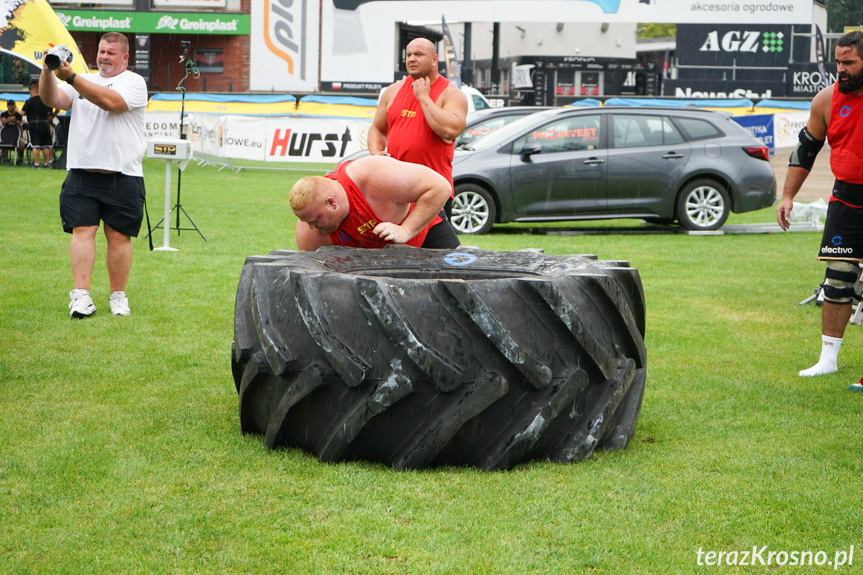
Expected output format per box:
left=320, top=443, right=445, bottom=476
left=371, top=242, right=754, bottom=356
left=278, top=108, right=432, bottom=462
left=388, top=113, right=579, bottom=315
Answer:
left=466, top=109, right=561, bottom=152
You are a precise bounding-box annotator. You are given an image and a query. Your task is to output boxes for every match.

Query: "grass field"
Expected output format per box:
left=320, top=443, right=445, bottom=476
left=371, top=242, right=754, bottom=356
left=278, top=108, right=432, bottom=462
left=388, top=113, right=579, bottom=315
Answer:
left=1, top=160, right=861, bottom=574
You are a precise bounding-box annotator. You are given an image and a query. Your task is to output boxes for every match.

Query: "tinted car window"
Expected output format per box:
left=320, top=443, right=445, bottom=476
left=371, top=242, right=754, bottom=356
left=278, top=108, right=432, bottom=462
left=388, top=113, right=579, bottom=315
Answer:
left=662, top=117, right=685, bottom=145
left=611, top=115, right=685, bottom=148
left=516, top=115, right=601, bottom=153
left=676, top=117, right=722, bottom=141
left=472, top=94, right=490, bottom=111
left=613, top=115, right=665, bottom=148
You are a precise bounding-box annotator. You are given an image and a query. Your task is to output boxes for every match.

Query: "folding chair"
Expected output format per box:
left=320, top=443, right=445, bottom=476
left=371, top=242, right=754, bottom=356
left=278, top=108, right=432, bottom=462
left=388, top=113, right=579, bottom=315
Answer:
left=0, top=123, right=23, bottom=166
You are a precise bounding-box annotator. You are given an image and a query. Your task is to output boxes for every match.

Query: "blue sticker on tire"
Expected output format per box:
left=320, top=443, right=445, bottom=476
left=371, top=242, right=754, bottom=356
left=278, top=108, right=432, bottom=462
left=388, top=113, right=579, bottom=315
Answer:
left=444, top=252, right=477, bottom=266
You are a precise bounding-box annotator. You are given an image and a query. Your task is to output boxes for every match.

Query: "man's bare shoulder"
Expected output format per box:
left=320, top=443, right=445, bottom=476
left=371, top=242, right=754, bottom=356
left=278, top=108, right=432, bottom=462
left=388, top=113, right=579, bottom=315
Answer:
left=352, top=153, right=392, bottom=168
left=345, top=155, right=391, bottom=182
left=380, top=80, right=405, bottom=106
left=442, top=82, right=466, bottom=100
left=812, top=85, right=834, bottom=111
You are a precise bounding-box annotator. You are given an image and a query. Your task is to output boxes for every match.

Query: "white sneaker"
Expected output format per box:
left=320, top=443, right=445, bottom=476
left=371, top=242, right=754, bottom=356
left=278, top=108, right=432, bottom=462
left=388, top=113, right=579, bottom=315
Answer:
left=108, top=291, right=131, bottom=316
left=69, top=289, right=96, bottom=318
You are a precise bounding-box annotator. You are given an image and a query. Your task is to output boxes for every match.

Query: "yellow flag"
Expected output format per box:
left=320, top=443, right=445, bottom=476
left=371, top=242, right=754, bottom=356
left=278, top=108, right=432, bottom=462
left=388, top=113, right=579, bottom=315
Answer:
left=1, top=0, right=89, bottom=74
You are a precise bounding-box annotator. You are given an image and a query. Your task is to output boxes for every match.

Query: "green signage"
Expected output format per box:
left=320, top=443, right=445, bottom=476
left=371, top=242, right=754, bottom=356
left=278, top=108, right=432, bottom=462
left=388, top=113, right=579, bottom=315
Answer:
left=54, top=10, right=250, bottom=35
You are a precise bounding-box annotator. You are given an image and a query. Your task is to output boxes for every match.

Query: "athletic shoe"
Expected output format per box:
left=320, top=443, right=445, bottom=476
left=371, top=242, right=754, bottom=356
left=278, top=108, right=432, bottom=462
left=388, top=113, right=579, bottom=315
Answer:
left=69, top=289, right=96, bottom=319
left=849, top=377, right=863, bottom=393
left=108, top=291, right=131, bottom=316
left=32, top=164, right=40, bottom=168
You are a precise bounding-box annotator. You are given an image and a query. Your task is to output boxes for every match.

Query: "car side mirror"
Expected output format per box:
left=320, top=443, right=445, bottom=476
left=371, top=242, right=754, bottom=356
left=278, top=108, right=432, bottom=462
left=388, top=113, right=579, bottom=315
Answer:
left=521, top=143, right=542, bottom=160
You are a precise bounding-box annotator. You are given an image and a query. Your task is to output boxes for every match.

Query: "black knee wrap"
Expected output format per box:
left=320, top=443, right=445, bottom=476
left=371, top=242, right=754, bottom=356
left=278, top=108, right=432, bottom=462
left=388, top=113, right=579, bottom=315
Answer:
left=822, top=266, right=862, bottom=304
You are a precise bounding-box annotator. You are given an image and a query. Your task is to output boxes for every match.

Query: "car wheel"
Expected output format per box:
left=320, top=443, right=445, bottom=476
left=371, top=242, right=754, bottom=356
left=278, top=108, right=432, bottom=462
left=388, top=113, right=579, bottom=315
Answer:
left=452, top=184, right=495, bottom=235
left=233, top=246, right=647, bottom=471
left=676, top=179, right=730, bottom=231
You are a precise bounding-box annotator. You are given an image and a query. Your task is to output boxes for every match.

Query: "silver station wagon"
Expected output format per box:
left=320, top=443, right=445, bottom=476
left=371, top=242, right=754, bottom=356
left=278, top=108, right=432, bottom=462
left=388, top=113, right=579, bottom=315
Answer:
left=450, top=106, right=776, bottom=234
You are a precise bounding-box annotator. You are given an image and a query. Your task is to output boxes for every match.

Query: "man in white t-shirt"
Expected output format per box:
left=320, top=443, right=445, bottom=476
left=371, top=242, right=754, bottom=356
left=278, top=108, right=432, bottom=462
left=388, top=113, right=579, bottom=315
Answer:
left=40, top=32, right=148, bottom=318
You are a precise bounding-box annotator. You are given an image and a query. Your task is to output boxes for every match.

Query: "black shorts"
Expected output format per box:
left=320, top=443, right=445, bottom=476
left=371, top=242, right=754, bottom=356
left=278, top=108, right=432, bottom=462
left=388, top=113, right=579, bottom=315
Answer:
left=421, top=217, right=460, bottom=249
left=818, top=181, right=863, bottom=262
left=27, top=120, right=52, bottom=148
left=60, top=170, right=147, bottom=237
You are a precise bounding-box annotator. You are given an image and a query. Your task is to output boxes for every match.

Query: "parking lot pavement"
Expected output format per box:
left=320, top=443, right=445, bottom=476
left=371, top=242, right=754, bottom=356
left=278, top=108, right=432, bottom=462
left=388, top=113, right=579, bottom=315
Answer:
left=771, top=146, right=833, bottom=203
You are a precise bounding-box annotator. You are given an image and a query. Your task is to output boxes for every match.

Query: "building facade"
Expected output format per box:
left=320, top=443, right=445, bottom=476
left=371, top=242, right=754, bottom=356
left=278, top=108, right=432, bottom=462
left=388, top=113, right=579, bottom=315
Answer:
left=47, top=0, right=251, bottom=92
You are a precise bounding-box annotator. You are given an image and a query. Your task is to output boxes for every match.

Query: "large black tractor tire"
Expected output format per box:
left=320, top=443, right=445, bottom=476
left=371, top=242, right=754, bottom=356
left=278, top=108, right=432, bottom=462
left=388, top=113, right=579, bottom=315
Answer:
left=232, top=246, right=647, bottom=471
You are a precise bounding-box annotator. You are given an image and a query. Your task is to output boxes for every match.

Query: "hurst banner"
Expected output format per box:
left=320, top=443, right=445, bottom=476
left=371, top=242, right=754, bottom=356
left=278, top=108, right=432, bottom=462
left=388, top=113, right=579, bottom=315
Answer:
left=144, top=112, right=371, bottom=164
left=1, top=0, right=88, bottom=74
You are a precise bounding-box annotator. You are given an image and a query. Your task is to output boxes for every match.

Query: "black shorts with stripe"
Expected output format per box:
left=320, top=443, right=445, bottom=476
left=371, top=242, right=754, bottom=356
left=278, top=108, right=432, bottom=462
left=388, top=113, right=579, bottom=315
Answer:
left=818, top=180, right=863, bottom=262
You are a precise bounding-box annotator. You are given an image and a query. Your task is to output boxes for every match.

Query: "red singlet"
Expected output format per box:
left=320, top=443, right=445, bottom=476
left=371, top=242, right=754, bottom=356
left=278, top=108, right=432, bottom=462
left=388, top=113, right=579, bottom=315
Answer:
left=325, top=162, right=441, bottom=248
left=386, top=76, right=455, bottom=194
left=828, top=84, right=863, bottom=185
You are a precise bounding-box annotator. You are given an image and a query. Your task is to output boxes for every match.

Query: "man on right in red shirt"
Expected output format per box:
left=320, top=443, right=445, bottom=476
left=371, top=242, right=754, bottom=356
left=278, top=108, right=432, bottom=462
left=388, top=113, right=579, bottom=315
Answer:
left=777, top=30, right=863, bottom=389
left=368, top=37, right=467, bottom=218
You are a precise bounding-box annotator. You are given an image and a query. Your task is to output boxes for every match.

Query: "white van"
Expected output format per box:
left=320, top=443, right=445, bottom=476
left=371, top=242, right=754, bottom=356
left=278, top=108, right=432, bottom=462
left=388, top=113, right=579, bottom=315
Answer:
left=461, top=85, right=492, bottom=113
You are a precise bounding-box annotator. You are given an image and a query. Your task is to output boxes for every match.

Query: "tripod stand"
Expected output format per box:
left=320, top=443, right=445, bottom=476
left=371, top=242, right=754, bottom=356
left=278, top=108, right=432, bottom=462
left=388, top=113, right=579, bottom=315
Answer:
left=145, top=42, right=206, bottom=244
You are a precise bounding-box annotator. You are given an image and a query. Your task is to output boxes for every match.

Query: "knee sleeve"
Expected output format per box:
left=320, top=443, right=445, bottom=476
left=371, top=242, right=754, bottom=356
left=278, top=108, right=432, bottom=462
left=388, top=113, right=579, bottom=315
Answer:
left=822, top=261, right=862, bottom=304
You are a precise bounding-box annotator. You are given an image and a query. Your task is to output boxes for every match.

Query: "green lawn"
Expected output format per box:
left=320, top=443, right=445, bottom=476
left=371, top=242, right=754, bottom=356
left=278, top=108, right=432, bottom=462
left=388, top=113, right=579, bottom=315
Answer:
left=1, top=160, right=861, bottom=574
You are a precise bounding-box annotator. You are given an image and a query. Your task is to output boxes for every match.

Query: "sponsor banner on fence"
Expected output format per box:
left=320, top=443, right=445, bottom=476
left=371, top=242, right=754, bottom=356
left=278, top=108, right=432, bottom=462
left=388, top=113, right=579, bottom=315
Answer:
left=732, top=114, right=775, bottom=155
left=145, top=112, right=371, bottom=163
left=773, top=110, right=810, bottom=148
left=263, top=117, right=369, bottom=161
left=144, top=111, right=186, bottom=140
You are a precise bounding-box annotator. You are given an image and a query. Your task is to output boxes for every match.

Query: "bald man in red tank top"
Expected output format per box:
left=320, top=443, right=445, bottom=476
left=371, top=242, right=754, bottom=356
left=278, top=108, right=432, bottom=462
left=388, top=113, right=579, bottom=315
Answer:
left=368, top=38, right=468, bottom=218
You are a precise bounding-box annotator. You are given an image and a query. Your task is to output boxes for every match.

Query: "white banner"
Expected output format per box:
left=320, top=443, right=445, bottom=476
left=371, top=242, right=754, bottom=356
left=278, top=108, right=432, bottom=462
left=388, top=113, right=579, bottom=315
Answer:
left=263, top=117, right=369, bottom=162
left=773, top=110, right=809, bottom=148
left=220, top=116, right=268, bottom=161
left=191, top=114, right=223, bottom=158
left=144, top=111, right=186, bottom=140
left=146, top=112, right=371, bottom=163
left=250, top=0, right=320, bottom=91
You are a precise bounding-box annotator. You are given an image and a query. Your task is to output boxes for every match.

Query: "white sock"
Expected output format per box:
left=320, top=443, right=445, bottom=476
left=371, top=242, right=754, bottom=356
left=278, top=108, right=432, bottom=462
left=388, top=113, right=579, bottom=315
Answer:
left=799, top=335, right=842, bottom=377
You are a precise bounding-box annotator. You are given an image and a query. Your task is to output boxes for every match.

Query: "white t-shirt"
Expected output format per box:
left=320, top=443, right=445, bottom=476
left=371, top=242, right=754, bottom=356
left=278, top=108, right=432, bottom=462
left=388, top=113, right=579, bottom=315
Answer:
left=59, top=70, right=148, bottom=177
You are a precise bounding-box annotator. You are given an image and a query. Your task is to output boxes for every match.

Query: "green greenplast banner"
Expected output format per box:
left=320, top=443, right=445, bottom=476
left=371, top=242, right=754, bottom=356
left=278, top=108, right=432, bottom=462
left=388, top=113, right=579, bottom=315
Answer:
left=54, top=10, right=250, bottom=35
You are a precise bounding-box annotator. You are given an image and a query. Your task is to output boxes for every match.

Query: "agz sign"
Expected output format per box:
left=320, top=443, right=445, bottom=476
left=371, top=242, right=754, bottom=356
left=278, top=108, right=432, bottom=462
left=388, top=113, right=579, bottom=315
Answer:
left=699, top=30, right=784, bottom=54
left=677, top=24, right=793, bottom=67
